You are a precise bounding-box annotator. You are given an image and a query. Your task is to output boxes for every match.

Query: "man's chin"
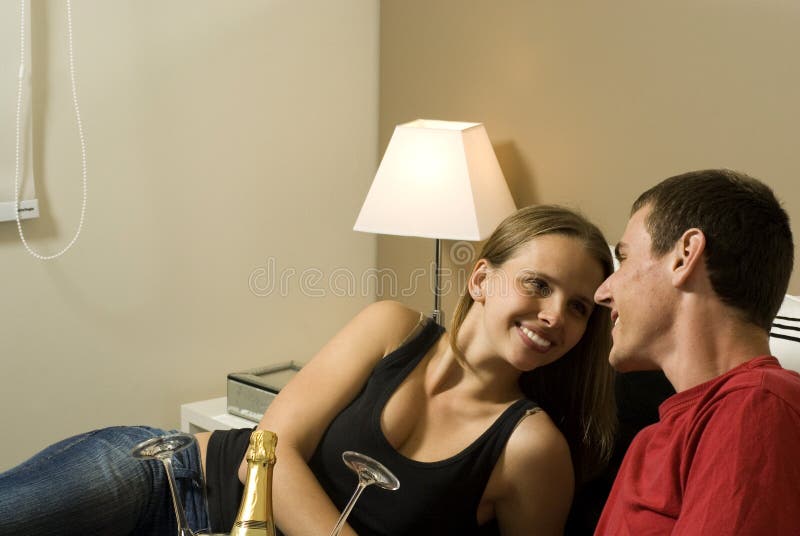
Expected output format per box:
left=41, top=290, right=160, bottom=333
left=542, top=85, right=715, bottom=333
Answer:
left=609, top=350, right=659, bottom=373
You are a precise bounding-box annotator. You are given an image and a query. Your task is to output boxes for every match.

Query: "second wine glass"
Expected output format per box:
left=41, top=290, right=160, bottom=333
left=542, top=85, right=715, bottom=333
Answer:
left=328, top=451, right=400, bottom=536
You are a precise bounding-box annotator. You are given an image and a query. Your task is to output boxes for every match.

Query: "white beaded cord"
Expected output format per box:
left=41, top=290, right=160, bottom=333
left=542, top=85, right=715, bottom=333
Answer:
left=14, top=0, right=88, bottom=260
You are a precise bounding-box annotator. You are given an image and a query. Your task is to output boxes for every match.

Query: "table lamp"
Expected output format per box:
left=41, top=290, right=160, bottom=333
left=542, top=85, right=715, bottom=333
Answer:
left=354, top=119, right=516, bottom=324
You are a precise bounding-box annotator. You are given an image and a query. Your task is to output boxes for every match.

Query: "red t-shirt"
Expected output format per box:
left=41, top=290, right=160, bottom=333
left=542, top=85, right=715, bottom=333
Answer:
left=595, top=356, right=800, bottom=535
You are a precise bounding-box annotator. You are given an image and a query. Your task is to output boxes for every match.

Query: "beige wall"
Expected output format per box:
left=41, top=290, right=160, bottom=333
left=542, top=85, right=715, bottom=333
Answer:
left=379, top=0, right=800, bottom=320
left=0, top=1, right=379, bottom=470
left=3, top=0, right=799, bottom=472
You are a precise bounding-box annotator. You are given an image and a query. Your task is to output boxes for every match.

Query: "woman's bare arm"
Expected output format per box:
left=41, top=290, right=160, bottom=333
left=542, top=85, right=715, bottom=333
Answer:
left=240, top=301, right=420, bottom=536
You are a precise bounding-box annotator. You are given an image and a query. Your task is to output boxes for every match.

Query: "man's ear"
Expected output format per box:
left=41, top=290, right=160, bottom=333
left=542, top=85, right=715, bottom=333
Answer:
left=469, top=259, right=490, bottom=303
left=671, top=228, right=707, bottom=287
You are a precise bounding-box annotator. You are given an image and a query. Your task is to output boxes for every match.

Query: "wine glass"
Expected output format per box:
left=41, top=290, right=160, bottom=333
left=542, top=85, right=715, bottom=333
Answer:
left=132, top=433, right=200, bottom=536
left=328, top=451, right=400, bottom=536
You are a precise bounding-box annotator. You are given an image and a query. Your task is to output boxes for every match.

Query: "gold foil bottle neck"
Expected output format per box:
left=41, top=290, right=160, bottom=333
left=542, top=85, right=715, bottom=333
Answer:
left=230, top=430, right=278, bottom=536
left=247, top=429, right=277, bottom=464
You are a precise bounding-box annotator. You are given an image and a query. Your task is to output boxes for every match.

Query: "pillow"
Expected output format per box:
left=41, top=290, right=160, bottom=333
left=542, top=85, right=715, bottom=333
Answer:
left=770, top=295, right=800, bottom=373
left=609, top=244, right=619, bottom=270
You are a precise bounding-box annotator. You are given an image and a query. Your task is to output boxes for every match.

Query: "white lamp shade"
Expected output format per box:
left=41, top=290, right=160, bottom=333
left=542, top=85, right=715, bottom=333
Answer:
left=354, top=119, right=516, bottom=241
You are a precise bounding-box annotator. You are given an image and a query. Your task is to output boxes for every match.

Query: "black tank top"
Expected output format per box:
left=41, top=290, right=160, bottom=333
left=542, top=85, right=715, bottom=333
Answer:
left=307, top=318, right=540, bottom=535
left=207, top=319, right=540, bottom=535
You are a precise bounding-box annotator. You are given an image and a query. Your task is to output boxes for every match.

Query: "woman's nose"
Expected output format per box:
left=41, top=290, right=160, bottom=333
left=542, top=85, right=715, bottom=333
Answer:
left=538, top=301, right=565, bottom=327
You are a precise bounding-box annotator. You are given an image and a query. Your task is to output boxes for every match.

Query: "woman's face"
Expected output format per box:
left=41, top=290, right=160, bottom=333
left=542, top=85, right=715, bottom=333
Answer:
left=475, top=234, right=605, bottom=372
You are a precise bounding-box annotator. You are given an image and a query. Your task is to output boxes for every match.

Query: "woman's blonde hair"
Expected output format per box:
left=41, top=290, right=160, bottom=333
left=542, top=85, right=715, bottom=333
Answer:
left=449, top=204, right=616, bottom=484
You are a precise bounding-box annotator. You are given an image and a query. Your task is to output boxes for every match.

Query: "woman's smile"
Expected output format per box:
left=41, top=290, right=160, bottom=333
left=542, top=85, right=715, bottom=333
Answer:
left=516, top=322, right=554, bottom=353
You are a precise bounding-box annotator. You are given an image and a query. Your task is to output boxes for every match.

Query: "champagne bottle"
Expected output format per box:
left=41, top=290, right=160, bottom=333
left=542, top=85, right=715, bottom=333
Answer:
left=230, top=429, right=278, bottom=536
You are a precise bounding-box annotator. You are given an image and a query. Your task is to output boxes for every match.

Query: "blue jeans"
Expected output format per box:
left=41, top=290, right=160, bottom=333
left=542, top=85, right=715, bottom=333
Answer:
left=0, top=426, right=210, bottom=535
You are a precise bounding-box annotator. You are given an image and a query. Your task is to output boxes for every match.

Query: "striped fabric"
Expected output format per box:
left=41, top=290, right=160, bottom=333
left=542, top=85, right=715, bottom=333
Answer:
left=770, top=295, right=800, bottom=373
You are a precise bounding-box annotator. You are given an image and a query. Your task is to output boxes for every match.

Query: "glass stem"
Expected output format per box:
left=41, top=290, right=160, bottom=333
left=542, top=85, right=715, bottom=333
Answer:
left=328, top=482, right=367, bottom=536
left=161, top=456, right=193, bottom=536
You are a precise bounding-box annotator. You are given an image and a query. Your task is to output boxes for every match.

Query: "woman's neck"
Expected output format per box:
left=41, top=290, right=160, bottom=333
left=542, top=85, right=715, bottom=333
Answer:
left=437, top=309, right=524, bottom=403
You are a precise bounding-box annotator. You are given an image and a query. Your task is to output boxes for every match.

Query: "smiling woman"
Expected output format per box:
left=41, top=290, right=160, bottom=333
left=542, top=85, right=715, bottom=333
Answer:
left=448, top=205, right=617, bottom=487
left=225, top=204, right=618, bottom=536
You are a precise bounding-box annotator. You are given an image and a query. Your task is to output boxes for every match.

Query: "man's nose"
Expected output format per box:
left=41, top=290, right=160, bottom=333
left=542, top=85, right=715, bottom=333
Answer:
left=594, top=275, right=613, bottom=307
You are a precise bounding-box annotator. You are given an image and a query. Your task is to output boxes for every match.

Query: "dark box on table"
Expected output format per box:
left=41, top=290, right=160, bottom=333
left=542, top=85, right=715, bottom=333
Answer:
left=227, top=361, right=302, bottom=422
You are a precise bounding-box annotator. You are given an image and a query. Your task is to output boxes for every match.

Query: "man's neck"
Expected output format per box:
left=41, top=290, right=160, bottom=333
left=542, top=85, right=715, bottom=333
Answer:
left=659, top=301, right=771, bottom=392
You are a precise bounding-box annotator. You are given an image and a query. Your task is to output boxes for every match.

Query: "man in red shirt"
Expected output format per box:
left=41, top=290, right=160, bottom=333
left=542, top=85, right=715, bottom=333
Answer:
left=594, top=169, right=800, bottom=534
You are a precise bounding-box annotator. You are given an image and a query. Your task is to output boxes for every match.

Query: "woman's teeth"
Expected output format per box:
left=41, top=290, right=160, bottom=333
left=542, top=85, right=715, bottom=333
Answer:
left=520, top=325, right=552, bottom=348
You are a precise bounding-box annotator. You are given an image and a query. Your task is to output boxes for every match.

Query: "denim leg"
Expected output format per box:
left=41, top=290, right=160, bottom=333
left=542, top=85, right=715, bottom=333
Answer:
left=0, top=426, right=209, bottom=536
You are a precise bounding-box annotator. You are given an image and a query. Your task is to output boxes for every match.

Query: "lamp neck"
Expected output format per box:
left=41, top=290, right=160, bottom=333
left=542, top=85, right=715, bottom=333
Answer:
left=433, top=239, right=444, bottom=325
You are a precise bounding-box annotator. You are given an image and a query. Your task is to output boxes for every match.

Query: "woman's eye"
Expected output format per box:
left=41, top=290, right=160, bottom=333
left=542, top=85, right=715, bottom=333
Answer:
left=523, top=278, right=551, bottom=297
left=570, top=301, right=589, bottom=316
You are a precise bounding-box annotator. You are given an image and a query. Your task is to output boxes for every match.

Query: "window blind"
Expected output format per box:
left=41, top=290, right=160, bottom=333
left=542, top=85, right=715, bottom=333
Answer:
left=1, top=0, right=39, bottom=222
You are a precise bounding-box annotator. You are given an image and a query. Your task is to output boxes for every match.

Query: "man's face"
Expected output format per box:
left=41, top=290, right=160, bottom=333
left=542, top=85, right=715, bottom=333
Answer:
left=594, top=205, right=675, bottom=371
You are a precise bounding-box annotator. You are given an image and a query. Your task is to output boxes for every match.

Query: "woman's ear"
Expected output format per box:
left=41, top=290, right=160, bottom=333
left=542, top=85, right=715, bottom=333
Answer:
left=469, top=259, right=490, bottom=303
left=671, top=228, right=707, bottom=287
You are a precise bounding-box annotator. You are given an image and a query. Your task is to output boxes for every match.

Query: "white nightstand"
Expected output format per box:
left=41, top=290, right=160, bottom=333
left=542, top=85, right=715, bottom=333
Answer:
left=180, top=397, right=257, bottom=433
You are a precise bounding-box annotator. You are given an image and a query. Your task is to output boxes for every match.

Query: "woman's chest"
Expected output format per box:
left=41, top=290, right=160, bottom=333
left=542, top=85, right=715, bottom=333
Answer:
left=380, top=370, right=512, bottom=463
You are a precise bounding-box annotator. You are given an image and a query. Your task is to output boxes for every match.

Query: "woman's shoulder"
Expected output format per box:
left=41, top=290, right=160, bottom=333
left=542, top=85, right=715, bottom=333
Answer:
left=489, top=409, right=572, bottom=497
left=352, top=300, right=428, bottom=356
left=486, top=409, right=574, bottom=532
left=506, top=409, right=571, bottom=465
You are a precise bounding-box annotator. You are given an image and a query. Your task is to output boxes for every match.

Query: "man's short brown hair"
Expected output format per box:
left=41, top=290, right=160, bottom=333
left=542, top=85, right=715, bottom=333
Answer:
left=633, top=169, right=793, bottom=331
